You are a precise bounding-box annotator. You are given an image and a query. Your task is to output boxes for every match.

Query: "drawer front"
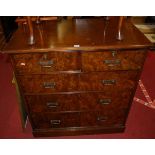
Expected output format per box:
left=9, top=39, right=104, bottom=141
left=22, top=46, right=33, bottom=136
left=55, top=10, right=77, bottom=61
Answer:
left=25, top=90, right=131, bottom=113
left=25, top=94, right=80, bottom=113
left=79, top=71, right=138, bottom=91
left=31, top=112, right=80, bottom=129
left=82, top=50, right=146, bottom=71
left=18, top=71, right=137, bottom=93
left=79, top=91, right=131, bottom=110
left=80, top=110, right=126, bottom=127
left=13, top=52, right=79, bottom=74
left=31, top=110, right=126, bottom=129
left=17, top=74, right=78, bottom=93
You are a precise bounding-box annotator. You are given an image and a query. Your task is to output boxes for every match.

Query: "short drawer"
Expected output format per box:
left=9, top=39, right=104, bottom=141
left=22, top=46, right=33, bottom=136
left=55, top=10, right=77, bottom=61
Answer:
left=17, top=74, right=78, bottom=93
left=79, top=91, right=131, bottom=110
left=81, top=50, right=146, bottom=71
left=25, top=94, right=80, bottom=113
left=79, top=71, right=138, bottom=91
left=80, top=110, right=126, bottom=127
left=31, top=112, right=80, bottom=129
left=12, top=52, right=79, bottom=74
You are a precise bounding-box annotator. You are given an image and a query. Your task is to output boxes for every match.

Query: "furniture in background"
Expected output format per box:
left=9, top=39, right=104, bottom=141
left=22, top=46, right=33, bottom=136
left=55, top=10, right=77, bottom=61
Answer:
left=2, top=17, right=152, bottom=137
left=131, top=16, right=155, bottom=47
left=0, top=17, right=17, bottom=49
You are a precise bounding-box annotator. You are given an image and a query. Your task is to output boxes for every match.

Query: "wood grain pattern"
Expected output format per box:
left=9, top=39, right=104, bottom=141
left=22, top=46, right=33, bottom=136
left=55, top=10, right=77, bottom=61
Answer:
left=79, top=71, right=138, bottom=91
left=17, top=70, right=138, bottom=94
left=17, top=74, right=78, bottom=93
left=3, top=17, right=152, bottom=53
left=25, top=94, right=80, bottom=113
left=80, top=109, right=126, bottom=127
left=32, top=126, right=125, bottom=137
left=25, top=90, right=131, bottom=113
left=31, top=112, right=80, bottom=129
left=82, top=50, right=146, bottom=71
left=13, top=52, right=79, bottom=74
left=79, top=91, right=131, bottom=110
left=31, top=108, right=126, bottom=129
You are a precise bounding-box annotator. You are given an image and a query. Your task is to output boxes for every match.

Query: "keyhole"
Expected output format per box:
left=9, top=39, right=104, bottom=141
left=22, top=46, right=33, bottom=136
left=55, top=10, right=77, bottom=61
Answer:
left=43, top=54, right=47, bottom=60
left=112, top=51, right=117, bottom=57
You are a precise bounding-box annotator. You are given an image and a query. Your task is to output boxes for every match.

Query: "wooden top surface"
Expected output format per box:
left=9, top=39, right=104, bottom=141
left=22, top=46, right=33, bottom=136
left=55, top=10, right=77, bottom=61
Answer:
left=2, top=17, right=152, bottom=53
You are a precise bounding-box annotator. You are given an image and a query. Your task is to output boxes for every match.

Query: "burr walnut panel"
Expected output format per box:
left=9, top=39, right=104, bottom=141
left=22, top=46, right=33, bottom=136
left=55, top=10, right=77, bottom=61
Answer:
left=25, top=90, right=131, bottom=113
left=13, top=52, right=80, bottom=74
left=31, top=108, right=126, bottom=129
left=31, top=112, right=80, bottom=129
left=81, top=50, right=146, bottom=71
left=79, top=91, right=131, bottom=110
left=80, top=109, right=126, bottom=127
left=17, top=70, right=138, bottom=94
left=17, top=74, right=78, bottom=93
left=79, top=71, right=138, bottom=91
left=25, top=94, right=80, bottom=113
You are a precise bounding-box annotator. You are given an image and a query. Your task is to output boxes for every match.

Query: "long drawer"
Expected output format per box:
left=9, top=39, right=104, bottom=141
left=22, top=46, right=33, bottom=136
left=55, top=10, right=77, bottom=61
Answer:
left=82, top=50, right=146, bottom=71
left=12, top=52, right=80, bottom=74
left=25, top=90, right=131, bottom=113
left=17, top=71, right=138, bottom=93
left=31, top=109, right=126, bottom=129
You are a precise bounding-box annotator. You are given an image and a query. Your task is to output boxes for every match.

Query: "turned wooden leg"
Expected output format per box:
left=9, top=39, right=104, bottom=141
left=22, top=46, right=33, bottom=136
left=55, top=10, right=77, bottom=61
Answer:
left=27, top=16, right=35, bottom=45
left=116, top=16, right=124, bottom=41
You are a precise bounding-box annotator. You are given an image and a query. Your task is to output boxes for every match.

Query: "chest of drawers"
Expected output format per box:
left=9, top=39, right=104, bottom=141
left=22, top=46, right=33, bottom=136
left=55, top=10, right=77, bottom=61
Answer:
left=3, top=17, right=151, bottom=137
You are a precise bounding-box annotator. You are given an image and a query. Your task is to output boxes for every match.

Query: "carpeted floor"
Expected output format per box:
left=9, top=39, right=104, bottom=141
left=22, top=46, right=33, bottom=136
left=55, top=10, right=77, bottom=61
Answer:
left=0, top=51, right=155, bottom=139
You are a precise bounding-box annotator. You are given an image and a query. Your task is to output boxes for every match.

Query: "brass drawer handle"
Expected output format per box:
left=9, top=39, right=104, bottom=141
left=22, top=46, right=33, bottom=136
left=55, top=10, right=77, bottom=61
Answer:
left=102, top=79, right=116, bottom=85
left=50, top=120, right=61, bottom=125
left=104, top=59, right=121, bottom=66
left=99, top=99, right=111, bottom=105
left=39, top=60, right=54, bottom=68
left=43, top=82, right=56, bottom=88
left=46, top=102, right=59, bottom=108
left=97, top=116, right=108, bottom=122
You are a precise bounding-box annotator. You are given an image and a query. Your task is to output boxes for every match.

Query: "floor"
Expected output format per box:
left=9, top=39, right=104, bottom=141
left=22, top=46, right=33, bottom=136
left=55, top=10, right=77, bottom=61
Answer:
left=0, top=51, right=155, bottom=139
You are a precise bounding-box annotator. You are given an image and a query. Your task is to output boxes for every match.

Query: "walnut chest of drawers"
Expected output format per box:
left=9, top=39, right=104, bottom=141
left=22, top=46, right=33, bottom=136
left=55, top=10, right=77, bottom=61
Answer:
left=3, top=17, right=152, bottom=137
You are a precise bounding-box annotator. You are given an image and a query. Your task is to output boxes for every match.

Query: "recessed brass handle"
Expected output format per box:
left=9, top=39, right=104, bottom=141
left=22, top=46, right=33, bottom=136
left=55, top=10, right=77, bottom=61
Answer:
left=39, top=60, right=54, bottom=68
left=104, top=59, right=121, bottom=66
left=99, top=99, right=111, bottom=105
left=43, top=82, right=56, bottom=88
left=50, top=120, right=61, bottom=125
left=97, top=116, right=108, bottom=122
left=102, top=79, right=116, bottom=85
left=46, top=102, right=59, bottom=108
